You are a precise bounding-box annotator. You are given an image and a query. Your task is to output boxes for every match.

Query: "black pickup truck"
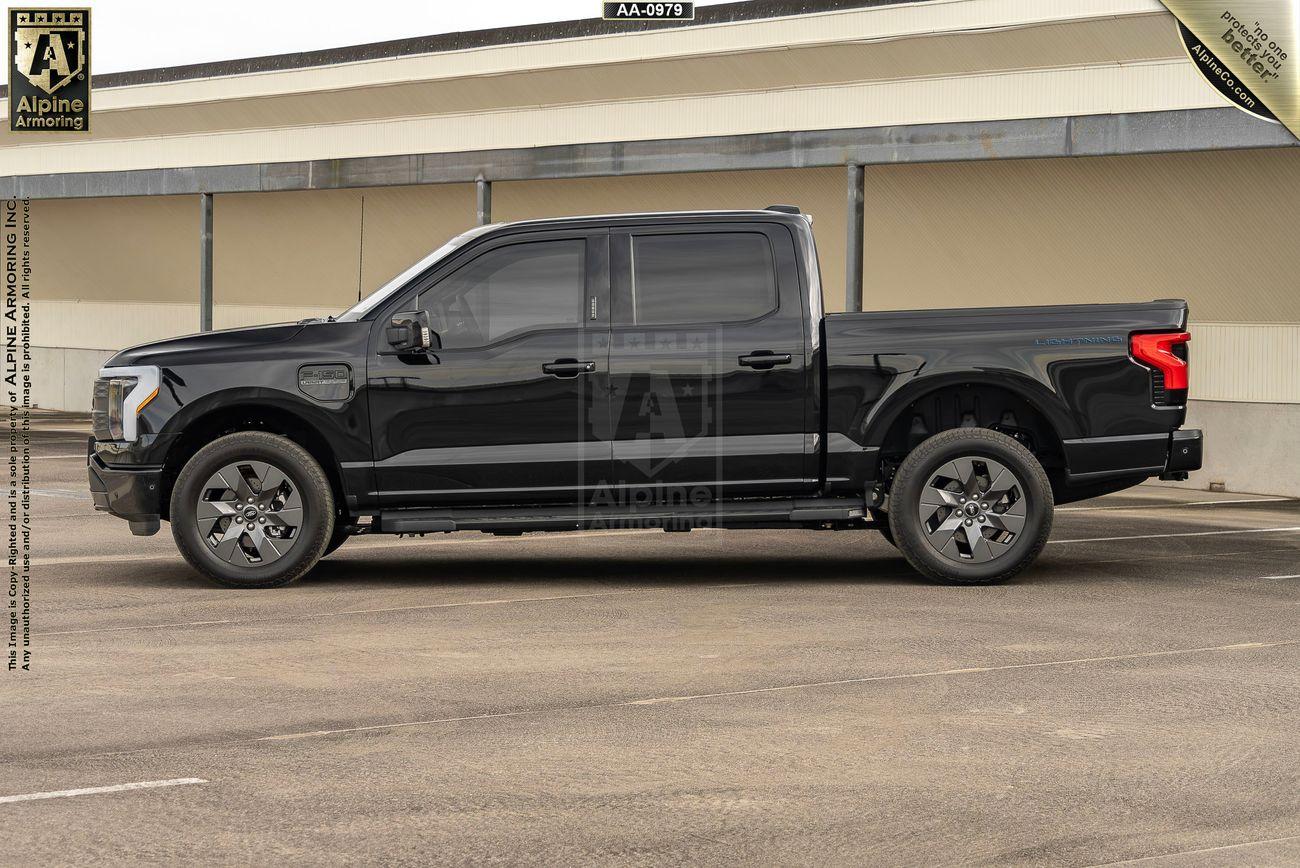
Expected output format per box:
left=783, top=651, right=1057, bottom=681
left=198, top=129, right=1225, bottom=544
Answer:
left=89, top=207, right=1202, bottom=588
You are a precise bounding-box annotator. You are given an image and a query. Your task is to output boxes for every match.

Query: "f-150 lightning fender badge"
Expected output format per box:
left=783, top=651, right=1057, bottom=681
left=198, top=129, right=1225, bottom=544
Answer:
left=1033, top=335, right=1125, bottom=346
left=298, top=364, right=352, bottom=402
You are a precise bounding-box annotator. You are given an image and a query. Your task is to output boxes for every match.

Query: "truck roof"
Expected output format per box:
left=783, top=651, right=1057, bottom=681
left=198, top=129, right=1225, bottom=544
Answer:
left=490, top=208, right=808, bottom=232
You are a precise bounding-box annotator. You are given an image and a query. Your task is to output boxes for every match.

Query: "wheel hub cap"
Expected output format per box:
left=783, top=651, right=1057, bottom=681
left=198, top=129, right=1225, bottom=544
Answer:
left=917, top=455, right=1026, bottom=564
left=196, top=460, right=303, bottom=567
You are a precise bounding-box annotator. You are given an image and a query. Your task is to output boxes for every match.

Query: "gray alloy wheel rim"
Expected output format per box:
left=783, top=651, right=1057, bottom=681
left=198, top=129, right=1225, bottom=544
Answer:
left=917, top=455, right=1027, bottom=564
left=196, top=460, right=303, bottom=567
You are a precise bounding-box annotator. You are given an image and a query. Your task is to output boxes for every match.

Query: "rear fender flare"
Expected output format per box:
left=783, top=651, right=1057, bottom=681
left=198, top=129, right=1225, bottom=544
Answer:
left=859, top=369, right=1078, bottom=450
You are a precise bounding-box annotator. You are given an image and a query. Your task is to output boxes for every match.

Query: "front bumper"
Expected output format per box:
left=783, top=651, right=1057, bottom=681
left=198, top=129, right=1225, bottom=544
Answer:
left=88, top=441, right=164, bottom=536
left=1063, top=428, right=1204, bottom=483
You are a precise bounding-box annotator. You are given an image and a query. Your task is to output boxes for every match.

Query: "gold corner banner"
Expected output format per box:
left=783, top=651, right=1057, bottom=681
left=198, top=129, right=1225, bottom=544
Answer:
left=1160, top=1, right=1298, bottom=134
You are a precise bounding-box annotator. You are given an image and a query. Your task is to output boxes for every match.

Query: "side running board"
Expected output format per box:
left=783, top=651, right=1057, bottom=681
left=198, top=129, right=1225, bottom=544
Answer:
left=378, top=498, right=866, bottom=534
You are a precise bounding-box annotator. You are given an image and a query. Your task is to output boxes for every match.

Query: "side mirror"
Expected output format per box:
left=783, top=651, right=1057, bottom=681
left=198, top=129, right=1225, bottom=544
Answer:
left=386, top=312, right=438, bottom=352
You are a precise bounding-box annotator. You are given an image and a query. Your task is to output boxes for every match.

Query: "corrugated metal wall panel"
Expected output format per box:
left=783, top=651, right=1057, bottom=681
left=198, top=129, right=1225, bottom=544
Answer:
left=10, top=0, right=1163, bottom=113
left=862, top=149, right=1300, bottom=324
left=2, top=60, right=1219, bottom=176
left=1189, top=322, right=1300, bottom=404
left=32, top=300, right=341, bottom=351
left=1, top=15, right=1183, bottom=146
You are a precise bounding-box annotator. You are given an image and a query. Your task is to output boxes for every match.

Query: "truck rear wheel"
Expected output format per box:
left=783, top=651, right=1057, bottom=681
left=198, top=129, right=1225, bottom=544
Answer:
left=888, top=428, right=1052, bottom=585
left=170, top=432, right=334, bottom=588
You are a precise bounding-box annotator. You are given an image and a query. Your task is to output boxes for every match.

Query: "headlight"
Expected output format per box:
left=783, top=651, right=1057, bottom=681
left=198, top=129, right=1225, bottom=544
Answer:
left=92, top=366, right=160, bottom=442
left=104, top=376, right=136, bottom=440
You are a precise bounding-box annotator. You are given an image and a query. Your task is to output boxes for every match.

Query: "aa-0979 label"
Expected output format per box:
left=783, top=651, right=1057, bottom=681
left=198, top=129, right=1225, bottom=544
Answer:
left=602, top=3, right=694, bottom=21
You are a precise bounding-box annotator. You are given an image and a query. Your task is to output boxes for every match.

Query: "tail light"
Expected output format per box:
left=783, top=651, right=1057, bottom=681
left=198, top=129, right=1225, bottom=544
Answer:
left=1131, top=331, right=1190, bottom=405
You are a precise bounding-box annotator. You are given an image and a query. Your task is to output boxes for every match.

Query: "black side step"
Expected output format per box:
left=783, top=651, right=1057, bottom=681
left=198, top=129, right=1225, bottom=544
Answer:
left=378, top=497, right=866, bottom=534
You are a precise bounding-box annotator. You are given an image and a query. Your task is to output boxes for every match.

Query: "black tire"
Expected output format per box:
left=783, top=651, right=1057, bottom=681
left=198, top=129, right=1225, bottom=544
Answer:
left=869, top=507, right=897, bottom=548
left=170, top=432, right=334, bottom=588
left=888, top=428, right=1052, bottom=585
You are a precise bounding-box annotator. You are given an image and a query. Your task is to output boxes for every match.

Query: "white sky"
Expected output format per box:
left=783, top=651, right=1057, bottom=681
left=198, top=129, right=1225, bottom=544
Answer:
left=3, top=0, right=742, bottom=83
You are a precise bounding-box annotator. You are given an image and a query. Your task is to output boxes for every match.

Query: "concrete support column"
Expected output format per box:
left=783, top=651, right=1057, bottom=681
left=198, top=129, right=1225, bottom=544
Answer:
left=476, top=175, right=492, bottom=225
left=845, top=163, right=864, bottom=312
left=199, top=191, right=213, bottom=331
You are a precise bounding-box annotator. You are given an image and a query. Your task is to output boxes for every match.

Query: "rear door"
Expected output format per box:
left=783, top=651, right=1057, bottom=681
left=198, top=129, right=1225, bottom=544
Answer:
left=607, top=221, right=813, bottom=499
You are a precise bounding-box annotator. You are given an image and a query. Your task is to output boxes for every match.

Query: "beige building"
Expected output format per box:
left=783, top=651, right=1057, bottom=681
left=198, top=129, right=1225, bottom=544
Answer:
left=2, top=0, right=1298, bottom=494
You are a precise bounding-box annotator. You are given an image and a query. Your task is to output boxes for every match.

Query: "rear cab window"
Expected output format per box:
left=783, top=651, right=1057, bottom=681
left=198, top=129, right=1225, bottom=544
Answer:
left=627, top=232, right=777, bottom=326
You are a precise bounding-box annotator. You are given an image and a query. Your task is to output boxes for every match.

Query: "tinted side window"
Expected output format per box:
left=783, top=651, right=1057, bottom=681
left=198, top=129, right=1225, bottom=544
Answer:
left=628, top=232, right=776, bottom=326
left=418, top=239, right=584, bottom=349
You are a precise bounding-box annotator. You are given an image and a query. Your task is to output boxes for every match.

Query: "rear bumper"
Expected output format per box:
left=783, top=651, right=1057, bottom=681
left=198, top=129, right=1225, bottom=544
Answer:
left=1063, top=428, right=1204, bottom=483
left=88, top=442, right=164, bottom=535
left=1162, top=428, right=1203, bottom=477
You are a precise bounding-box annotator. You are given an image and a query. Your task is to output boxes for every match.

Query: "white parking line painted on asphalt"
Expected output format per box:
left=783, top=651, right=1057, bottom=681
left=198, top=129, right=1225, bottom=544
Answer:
left=623, top=641, right=1295, bottom=706
left=35, top=541, right=1300, bottom=637
left=31, top=528, right=661, bottom=567
left=0, top=778, right=207, bottom=804
left=333, top=584, right=757, bottom=616
left=33, top=552, right=180, bottom=567
left=258, top=639, right=1299, bottom=741
left=36, top=582, right=765, bottom=637
left=32, top=488, right=91, bottom=500
left=1263, top=574, right=1300, bottom=580
left=1058, top=498, right=1293, bottom=512
left=1085, top=832, right=1300, bottom=867
left=1050, top=526, right=1300, bottom=545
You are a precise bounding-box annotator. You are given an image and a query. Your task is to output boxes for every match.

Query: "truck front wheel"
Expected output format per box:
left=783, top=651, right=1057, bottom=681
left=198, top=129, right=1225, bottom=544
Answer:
left=170, top=432, right=335, bottom=588
left=888, top=428, right=1053, bottom=585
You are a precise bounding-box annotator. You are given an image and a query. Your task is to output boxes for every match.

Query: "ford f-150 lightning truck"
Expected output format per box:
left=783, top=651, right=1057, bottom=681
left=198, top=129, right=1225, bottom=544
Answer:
left=88, top=208, right=1203, bottom=587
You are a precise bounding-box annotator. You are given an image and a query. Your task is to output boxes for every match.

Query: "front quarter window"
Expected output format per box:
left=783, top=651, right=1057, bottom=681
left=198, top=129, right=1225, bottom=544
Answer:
left=416, top=239, right=585, bottom=349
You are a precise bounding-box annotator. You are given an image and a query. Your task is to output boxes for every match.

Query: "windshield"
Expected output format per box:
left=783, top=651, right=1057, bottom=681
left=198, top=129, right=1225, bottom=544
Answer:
left=335, top=223, right=501, bottom=321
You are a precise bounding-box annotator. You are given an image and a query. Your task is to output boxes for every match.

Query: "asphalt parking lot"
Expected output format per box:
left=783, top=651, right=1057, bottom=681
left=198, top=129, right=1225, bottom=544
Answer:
left=5, top=414, right=1299, bottom=866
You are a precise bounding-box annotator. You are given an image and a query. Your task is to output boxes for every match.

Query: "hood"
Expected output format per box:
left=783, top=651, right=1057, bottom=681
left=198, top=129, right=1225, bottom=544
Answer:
left=104, top=322, right=306, bottom=368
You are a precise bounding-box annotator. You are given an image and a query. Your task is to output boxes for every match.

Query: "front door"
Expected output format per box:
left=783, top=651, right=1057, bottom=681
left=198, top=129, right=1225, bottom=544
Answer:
left=366, top=229, right=611, bottom=507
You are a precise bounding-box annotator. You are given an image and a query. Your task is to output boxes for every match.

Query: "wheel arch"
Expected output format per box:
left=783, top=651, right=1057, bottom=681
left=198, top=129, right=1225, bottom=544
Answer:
left=864, top=372, right=1074, bottom=471
left=158, top=396, right=346, bottom=522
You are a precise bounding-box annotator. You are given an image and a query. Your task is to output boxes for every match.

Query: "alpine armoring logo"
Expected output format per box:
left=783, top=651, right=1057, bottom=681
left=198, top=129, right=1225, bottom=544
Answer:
left=8, top=8, right=91, bottom=132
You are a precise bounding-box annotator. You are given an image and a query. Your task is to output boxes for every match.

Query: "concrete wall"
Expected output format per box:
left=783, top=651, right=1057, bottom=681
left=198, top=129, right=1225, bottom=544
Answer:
left=33, top=347, right=115, bottom=412
left=1149, top=401, right=1300, bottom=497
